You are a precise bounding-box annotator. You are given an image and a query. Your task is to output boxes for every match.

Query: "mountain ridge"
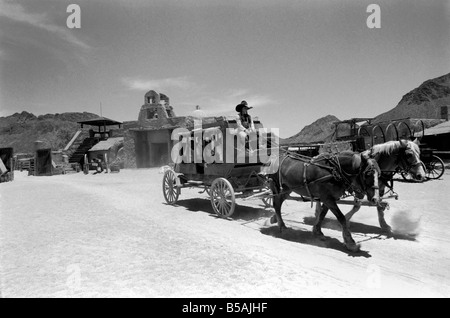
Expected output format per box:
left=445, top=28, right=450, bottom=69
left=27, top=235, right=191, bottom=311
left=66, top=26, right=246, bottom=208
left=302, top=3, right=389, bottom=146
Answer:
left=0, top=111, right=99, bottom=153
left=283, top=72, right=450, bottom=144
left=2, top=72, right=449, bottom=153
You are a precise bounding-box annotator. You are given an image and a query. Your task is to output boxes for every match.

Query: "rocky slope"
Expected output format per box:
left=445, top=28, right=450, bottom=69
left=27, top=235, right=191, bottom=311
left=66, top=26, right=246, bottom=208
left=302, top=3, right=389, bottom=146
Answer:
left=283, top=72, right=450, bottom=144
left=0, top=111, right=99, bottom=153
left=281, top=115, right=352, bottom=145
left=374, top=72, right=450, bottom=123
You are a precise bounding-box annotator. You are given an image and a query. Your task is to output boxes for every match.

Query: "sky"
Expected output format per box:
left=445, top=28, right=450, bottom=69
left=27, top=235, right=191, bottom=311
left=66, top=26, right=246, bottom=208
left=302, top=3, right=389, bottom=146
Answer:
left=0, top=0, right=449, bottom=138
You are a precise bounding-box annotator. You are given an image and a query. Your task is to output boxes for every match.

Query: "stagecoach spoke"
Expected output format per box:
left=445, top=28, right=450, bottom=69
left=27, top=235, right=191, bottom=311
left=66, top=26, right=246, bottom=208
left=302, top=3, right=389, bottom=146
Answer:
left=223, top=200, right=231, bottom=210
left=214, top=201, right=221, bottom=213
left=221, top=203, right=227, bottom=215
left=220, top=204, right=227, bottom=216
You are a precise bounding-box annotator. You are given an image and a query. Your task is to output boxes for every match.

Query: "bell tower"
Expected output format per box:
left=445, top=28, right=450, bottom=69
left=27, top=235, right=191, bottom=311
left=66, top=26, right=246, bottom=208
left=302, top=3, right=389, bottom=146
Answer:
left=138, top=90, right=176, bottom=127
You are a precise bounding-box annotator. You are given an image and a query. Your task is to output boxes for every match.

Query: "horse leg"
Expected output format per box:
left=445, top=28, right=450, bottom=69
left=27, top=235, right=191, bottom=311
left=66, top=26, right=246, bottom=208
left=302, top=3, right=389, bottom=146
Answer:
left=268, top=180, right=288, bottom=232
left=324, top=200, right=360, bottom=252
left=312, top=202, right=328, bottom=238
left=375, top=185, right=393, bottom=235
left=345, top=201, right=362, bottom=223
left=377, top=205, right=393, bottom=236
left=314, top=201, right=322, bottom=218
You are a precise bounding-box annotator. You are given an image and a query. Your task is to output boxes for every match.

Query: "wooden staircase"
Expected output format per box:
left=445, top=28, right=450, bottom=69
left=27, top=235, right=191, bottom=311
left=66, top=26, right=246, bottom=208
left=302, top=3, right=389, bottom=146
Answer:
left=68, top=137, right=99, bottom=165
left=64, top=130, right=100, bottom=165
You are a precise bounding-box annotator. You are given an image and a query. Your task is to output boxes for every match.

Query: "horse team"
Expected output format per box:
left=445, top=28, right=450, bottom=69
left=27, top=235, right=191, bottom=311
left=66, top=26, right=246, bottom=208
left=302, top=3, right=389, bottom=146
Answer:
left=267, top=139, right=426, bottom=252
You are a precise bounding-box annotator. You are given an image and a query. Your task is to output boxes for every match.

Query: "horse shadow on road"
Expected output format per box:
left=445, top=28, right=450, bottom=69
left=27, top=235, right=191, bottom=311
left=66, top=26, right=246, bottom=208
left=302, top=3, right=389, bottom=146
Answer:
left=260, top=225, right=372, bottom=258
left=303, top=216, right=384, bottom=236
left=302, top=216, right=418, bottom=241
left=171, top=198, right=373, bottom=257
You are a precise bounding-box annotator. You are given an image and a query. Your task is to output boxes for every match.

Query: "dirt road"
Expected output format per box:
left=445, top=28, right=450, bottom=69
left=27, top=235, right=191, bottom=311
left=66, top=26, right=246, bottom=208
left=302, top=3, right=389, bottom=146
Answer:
left=1, top=169, right=449, bottom=297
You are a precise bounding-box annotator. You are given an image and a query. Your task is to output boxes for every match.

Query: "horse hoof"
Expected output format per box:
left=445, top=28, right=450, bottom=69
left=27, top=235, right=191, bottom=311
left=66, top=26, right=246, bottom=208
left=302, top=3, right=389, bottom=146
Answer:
left=345, top=243, right=361, bottom=253
left=276, top=222, right=288, bottom=233
left=382, top=227, right=393, bottom=237
left=312, top=228, right=324, bottom=238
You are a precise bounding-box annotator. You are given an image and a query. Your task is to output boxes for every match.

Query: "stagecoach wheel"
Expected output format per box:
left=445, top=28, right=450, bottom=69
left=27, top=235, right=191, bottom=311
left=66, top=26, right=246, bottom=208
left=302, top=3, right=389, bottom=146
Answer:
left=162, top=170, right=180, bottom=204
left=210, top=178, right=236, bottom=217
left=426, top=155, right=445, bottom=180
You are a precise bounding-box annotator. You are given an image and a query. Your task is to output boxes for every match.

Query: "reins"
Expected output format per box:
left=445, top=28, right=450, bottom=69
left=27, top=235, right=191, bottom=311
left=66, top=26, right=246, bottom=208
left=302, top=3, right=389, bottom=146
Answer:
left=395, top=148, right=426, bottom=174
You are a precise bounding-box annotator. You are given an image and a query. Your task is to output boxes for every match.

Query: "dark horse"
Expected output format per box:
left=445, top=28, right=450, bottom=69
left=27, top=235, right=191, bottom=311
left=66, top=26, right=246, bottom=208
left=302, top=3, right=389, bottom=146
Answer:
left=340, top=139, right=426, bottom=235
left=267, top=151, right=381, bottom=252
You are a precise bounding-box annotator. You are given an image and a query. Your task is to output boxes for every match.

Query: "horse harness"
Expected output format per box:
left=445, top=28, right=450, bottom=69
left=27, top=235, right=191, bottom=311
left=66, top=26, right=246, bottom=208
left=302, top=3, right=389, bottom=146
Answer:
left=277, top=152, right=373, bottom=206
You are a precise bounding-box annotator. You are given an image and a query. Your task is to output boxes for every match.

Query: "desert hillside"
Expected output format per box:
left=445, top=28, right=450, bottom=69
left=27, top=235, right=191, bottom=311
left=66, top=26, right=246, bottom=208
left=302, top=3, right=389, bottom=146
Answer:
left=282, top=72, right=450, bottom=143
left=374, top=73, right=450, bottom=123
left=0, top=111, right=99, bottom=153
left=281, top=115, right=352, bottom=145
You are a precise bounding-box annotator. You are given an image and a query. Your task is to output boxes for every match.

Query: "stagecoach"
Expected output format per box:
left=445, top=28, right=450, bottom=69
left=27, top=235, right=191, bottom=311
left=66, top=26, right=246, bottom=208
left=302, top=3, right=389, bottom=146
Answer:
left=162, top=116, right=276, bottom=217
left=161, top=115, right=396, bottom=218
left=161, top=113, right=436, bottom=249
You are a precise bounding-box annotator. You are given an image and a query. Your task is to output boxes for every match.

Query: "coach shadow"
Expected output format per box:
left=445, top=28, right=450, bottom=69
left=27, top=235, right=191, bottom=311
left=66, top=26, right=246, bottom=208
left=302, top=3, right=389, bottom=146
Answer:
left=171, top=197, right=273, bottom=221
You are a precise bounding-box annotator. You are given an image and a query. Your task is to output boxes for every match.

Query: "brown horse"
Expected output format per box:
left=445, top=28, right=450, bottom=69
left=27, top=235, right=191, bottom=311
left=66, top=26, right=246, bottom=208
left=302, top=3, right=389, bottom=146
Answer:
left=340, top=139, right=426, bottom=234
left=268, top=151, right=381, bottom=252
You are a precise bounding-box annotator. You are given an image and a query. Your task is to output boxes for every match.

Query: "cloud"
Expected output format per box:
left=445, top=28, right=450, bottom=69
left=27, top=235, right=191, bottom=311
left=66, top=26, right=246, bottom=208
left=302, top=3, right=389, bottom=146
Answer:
left=177, top=87, right=274, bottom=116
left=122, top=76, right=274, bottom=116
left=122, top=76, right=196, bottom=91
left=0, top=49, right=6, bottom=60
left=0, top=0, right=90, bottom=50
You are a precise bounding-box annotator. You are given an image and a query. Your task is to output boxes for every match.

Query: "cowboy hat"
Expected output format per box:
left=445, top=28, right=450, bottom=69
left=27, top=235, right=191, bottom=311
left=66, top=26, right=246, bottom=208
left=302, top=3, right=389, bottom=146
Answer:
left=235, top=100, right=253, bottom=112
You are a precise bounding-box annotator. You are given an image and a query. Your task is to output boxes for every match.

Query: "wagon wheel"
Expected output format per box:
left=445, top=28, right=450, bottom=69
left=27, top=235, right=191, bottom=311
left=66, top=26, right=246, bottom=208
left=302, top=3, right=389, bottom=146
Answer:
left=210, top=178, right=236, bottom=217
left=425, top=155, right=445, bottom=180
left=162, top=170, right=180, bottom=204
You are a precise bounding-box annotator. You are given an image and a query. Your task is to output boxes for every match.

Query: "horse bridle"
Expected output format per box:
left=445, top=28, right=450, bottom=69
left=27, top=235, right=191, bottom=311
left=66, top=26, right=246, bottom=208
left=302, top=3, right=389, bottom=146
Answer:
left=396, top=147, right=426, bottom=174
